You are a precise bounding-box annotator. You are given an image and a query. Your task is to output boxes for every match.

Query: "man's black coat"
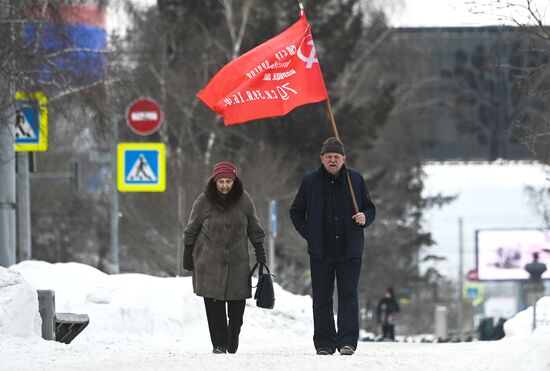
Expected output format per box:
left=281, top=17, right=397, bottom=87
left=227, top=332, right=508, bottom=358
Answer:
left=290, top=165, right=376, bottom=259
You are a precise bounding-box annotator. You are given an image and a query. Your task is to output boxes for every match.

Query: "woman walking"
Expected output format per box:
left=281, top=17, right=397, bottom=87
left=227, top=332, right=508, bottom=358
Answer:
left=183, top=162, right=266, bottom=354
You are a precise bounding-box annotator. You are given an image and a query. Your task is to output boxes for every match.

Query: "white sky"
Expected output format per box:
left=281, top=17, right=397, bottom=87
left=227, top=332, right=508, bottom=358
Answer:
left=124, top=1, right=549, bottom=29
left=392, top=0, right=549, bottom=27
left=129, top=0, right=550, bottom=27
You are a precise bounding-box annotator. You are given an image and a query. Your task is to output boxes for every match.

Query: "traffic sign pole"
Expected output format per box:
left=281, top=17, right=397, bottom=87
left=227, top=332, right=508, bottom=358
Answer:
left=268, top=200, right=277, bottom=277
left=0, top=100, right=16, bottom=267
left=16, top=152, right=31, bottom=261
left=458, top=217, right=464, bottom=341
left=110, top=117, right=119, bottom=274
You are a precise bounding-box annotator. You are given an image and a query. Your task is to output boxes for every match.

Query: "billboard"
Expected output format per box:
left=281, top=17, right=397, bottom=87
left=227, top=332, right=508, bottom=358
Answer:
left=476, top=229, right=550, bottom=280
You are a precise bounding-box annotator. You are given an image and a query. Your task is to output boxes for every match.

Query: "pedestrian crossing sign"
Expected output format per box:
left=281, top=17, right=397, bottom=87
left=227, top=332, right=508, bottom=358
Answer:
left=463, top=283, right=484, bottom=306
left=15, top=91, right=48, bottom=152
left=117, top=143, right=166, bottom=192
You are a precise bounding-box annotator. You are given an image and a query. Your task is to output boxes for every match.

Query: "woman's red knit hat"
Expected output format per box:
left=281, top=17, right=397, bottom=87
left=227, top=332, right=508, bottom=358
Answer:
left=212, top=162, right=237, bottom=181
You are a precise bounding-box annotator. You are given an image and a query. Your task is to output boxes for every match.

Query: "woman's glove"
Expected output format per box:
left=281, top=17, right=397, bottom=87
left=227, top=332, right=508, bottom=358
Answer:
left=253, top=243, right=266, bottom=264
left=183, top=245, right=194, bottom=271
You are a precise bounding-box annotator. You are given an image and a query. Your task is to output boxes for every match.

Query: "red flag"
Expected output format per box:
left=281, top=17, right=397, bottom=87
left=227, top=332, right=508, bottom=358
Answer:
left=197, top=15, right=328, bottom=125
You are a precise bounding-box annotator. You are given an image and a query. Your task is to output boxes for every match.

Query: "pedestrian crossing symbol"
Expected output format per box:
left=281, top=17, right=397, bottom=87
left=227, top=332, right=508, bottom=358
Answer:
left=127, top=154, right=157, bottom=182
left=118, top=143, right=166, bottom=192
left=16, top=108, right=38, bottom=140
left=463, top=283, right=484, bottom=306
left=15, top=91, right=48, bottom=152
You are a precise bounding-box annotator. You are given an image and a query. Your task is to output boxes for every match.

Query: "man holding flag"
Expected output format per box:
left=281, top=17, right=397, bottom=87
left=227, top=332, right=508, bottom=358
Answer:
left=197, top=5, right=376, bottom=355
left=290, top=137, right=376, bottom=355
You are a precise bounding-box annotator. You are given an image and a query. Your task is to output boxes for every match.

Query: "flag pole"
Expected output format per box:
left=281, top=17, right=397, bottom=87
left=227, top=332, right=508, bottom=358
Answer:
left=326, top=99, right=340, bottom=139
left=325, top=98, right=360, bottom=214
left=300, top=1, right=359, bottom=215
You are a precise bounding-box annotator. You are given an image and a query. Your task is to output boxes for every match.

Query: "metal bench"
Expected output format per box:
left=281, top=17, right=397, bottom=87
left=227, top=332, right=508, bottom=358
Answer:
left=37, top=290, right=89, bottom=344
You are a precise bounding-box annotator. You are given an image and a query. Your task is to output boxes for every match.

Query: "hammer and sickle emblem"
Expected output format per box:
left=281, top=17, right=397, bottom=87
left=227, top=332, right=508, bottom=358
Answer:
left=297, top=35, right=318, bottom=69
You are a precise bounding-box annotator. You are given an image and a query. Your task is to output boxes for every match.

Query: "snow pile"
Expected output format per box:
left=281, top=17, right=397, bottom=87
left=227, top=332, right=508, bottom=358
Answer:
left=502, top=296, right=550, bottom=371
left=2, top=261, right=550, bottom=370
left=510, top=327, right=550, bottom=371
left=9, top=260, right=312, bottom=347
left=504, top=296, right=550, bottom=337
left=0, top=267, right=40, bottom=338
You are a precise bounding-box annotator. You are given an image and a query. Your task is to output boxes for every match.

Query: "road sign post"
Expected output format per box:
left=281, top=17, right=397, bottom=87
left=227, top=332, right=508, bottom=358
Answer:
left=0, top=96, right=16, bottom=267
left=268, top=200, right=277, bottom=276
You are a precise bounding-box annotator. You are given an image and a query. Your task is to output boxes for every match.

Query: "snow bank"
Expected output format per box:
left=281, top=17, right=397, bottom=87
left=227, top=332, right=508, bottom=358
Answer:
left=12, top=261, right=110, bottom=313
left=501, top=296, right=550, bottom=371
left=9, top=261, right=312, bottom=347
left=0, top=267, right=40, bottom=338
left=10, top=261, right=209, bottom=340
left=2, top=261, right=550, bottom=371
left=504, top=296, right=550, bottom=337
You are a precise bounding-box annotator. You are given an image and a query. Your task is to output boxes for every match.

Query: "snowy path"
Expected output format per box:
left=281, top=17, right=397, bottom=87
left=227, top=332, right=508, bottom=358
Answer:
left=3, top=262, right=549, bottom=371
left=2, top=334, right=548, bottom=371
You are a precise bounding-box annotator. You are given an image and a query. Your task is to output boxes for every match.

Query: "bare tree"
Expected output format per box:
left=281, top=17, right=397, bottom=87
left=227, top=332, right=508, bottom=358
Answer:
left=1, top=1, right=118, bottom=268
left=465, top=0, right=550, bottom=162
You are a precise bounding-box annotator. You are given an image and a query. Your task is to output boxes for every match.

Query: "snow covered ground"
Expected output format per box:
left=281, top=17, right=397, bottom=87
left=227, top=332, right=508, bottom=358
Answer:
left=1, top=261, right=549, bottom=371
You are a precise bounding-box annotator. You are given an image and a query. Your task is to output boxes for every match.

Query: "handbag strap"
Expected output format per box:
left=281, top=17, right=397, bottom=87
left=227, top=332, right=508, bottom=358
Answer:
left=249, top=262, right=259, bottom=288
left=249, top=262, right=272, bottom=288
left=259, top=263, right=270, bottom=275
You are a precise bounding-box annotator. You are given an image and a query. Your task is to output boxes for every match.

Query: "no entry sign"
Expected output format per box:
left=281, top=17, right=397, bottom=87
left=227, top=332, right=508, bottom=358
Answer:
left=126, top=98, right=163, bottom=136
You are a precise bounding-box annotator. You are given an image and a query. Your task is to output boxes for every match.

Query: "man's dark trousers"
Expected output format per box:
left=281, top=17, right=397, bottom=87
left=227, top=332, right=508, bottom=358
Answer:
left=310, top=256, right=362, bottom=351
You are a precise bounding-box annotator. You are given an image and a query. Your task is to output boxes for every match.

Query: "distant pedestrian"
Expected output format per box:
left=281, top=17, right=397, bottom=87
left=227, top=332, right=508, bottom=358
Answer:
left=525, top=252, right=547, bottom=281
left=183, top=161, right=266, bottom=354
left=524, top=251, right=547, bottom=307
left=377, top=287, right=400, bottom=341
left=290, top=137, right=376, bottom=356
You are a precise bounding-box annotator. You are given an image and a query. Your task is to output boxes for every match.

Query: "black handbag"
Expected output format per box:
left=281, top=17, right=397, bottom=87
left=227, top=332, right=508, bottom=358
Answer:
left=249, top=262, right=275, bottom=309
